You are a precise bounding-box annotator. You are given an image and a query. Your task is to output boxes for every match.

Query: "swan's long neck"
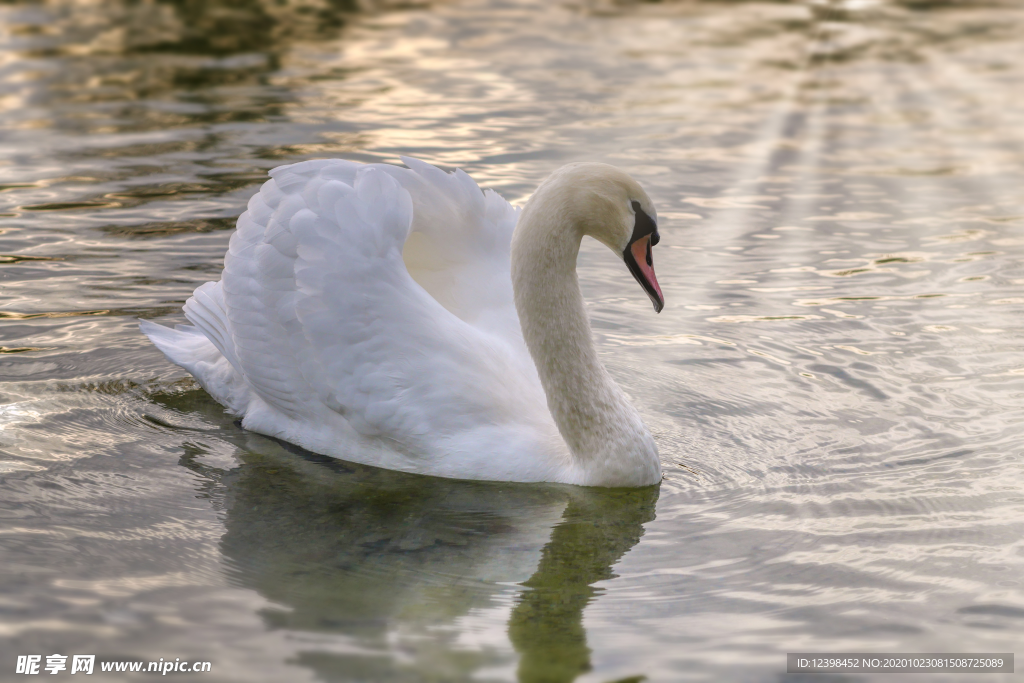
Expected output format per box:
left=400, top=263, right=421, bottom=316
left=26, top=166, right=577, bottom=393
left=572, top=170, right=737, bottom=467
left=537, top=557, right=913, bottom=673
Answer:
left=511, top=197, right=659, bottom=485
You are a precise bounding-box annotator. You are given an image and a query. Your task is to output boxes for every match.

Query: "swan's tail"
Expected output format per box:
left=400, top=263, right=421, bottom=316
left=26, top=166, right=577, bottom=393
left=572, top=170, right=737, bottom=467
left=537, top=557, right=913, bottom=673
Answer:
left=181, top=281, right=243, bottom=375
left=140, top=281, right=250, bottom=414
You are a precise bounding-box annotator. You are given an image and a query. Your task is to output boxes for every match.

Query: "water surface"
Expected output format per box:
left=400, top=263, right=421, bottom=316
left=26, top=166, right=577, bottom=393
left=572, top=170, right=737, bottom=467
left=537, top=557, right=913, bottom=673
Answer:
left=2, top=0, right=1024, bottom=681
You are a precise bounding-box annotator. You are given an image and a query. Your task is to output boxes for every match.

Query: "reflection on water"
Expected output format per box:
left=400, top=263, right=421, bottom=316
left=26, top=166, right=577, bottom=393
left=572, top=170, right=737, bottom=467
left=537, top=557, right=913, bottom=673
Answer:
left=2, top=0, right=1024, bottom=681
left=509, top=490, right=657, bottom=683
left=162, top=387, right=657, bottom=682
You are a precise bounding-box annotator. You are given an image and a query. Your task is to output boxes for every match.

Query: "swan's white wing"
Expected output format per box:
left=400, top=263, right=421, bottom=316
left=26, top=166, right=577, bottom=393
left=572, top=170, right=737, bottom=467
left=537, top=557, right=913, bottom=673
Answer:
left=267, top=157, right=522, bottom=343
left=219, top=164, right=560, bottom=478
left=390, top=156, right=522, bottom=343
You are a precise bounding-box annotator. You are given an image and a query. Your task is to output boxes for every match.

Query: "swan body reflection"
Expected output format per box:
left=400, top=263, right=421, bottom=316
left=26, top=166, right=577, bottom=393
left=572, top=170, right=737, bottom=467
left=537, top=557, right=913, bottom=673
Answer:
left=142, top=159, right=664, bottom=486
left=194, top=423, right=658, bottom=682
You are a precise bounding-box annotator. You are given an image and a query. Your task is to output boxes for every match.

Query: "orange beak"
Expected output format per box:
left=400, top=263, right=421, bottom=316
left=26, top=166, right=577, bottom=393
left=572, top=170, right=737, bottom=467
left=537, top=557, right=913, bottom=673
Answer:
left=624, top=233, right=663, bottom=313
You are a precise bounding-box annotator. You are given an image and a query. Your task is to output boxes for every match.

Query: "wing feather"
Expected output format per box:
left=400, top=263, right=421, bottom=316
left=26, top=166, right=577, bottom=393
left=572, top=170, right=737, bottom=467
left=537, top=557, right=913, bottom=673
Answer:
left=148, top=157, right=563, bottom=479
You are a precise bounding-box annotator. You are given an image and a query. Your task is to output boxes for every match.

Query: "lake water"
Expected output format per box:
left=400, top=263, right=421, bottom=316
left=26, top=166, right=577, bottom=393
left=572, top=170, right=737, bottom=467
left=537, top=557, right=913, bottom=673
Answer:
left=2, top=0, right=1024, bottom=681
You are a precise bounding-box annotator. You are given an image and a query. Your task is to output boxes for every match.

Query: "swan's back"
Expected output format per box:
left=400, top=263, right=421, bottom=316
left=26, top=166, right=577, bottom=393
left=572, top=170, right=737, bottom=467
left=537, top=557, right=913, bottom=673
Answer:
left=142, top=159, right=569, bottom=482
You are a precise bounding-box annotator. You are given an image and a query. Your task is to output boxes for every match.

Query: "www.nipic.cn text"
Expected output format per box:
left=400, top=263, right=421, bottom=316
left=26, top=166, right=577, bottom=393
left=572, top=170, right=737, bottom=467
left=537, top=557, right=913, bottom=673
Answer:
left=15, top=655, right=212, bottom=675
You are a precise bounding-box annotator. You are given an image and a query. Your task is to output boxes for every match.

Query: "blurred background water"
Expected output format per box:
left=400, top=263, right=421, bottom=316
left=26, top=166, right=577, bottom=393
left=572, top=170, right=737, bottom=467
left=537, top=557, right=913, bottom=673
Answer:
left=1, top=0, right=1024, bottom=681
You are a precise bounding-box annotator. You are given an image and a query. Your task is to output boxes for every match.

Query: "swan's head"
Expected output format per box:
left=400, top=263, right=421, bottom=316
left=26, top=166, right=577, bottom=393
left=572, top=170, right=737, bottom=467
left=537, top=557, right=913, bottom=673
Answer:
left=534, top=162, right=664, bottom=313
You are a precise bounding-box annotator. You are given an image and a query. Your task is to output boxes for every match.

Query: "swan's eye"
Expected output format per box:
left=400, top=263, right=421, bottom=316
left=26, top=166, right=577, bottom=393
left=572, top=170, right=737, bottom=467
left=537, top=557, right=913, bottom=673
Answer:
left=629, top=200, right=658, bottom=246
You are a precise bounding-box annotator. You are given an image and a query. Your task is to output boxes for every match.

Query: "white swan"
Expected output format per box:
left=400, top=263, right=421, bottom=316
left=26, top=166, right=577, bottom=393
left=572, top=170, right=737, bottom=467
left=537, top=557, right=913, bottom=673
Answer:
left=141, top=158, right=664, bottom=487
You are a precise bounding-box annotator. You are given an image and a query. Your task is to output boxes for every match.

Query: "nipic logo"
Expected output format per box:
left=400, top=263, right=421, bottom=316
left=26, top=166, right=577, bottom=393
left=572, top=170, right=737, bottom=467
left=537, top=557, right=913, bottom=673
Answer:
left=15, top=655, right=211, bottom=675
left=16, top=655, right=94, bottom=675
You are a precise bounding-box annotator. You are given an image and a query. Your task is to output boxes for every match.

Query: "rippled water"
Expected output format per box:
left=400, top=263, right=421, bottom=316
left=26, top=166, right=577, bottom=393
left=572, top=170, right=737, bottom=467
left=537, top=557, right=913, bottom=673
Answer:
left=2, top=0, right=1024, bottom=680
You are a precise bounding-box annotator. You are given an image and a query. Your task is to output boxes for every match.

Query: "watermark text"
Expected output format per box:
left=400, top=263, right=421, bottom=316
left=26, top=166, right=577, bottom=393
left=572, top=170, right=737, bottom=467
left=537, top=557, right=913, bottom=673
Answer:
left=16, top=655, right=211, bottom=675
